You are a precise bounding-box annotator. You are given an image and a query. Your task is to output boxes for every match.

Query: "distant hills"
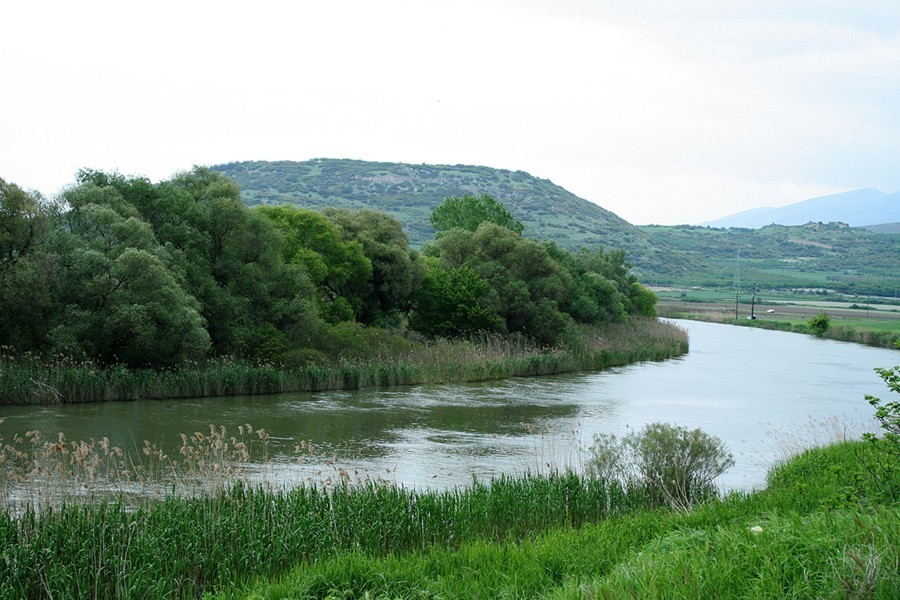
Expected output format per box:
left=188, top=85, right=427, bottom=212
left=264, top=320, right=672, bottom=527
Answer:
left=212, top=159, right=899, bottom=296
left=701, top=188, right=900, bottom=229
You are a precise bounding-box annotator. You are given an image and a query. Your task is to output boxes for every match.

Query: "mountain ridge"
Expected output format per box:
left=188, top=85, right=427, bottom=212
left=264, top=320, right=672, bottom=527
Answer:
left=700, top=188, right=900, bottom=228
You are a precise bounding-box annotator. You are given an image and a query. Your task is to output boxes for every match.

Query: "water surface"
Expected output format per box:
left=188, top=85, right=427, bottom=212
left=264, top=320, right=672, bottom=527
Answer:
left=1, top=320, right=897, bottom=492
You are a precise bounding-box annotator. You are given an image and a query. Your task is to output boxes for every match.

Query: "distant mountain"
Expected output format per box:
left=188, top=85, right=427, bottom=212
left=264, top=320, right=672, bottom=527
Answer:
left=865, top=222, right=900, bottom=234
left=212, top=159, right=689, bottom=273
left=701, top=188, right=900, bottom=229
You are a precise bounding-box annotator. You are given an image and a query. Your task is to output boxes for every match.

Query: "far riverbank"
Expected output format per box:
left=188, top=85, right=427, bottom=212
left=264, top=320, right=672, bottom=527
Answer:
left=0, top=318, right=687, bottom=405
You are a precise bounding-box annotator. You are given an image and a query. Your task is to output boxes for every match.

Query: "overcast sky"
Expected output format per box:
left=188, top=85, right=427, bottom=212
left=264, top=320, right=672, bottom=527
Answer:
left=3, top=0, right=899, bottom=225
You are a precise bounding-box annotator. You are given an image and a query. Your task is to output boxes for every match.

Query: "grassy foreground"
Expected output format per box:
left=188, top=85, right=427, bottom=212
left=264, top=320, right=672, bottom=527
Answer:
left=216, top=441, right=899, bottom=600
left=0, top=319, right=687, bottom=405
left=1, top=439, right=896, bottom=598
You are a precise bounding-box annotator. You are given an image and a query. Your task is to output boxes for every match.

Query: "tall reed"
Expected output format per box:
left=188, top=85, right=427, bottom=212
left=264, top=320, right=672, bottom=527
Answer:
left=0, top=319, right=688, bottom=405
left=0, top=472, right=654, bottom=599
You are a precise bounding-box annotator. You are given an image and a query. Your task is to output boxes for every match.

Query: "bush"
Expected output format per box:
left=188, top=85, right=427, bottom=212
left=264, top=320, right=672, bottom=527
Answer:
left=586, top=422, right=734, bottom=511
left=807, top=311, right=831, bottom=337
left=860, top=366, right=900, bottom=502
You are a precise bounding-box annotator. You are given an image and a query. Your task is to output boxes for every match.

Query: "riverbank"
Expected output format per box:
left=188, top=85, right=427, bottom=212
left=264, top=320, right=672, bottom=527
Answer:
left=658, top=301, right=900, bottom=349
left=0, top=318, right=687, bottom=405
left=1, top=438, right=895, bottom=598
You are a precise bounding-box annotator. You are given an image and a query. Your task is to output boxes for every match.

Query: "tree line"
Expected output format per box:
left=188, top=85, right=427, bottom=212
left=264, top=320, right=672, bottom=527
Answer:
left=0, top=170, right=655, bottom=368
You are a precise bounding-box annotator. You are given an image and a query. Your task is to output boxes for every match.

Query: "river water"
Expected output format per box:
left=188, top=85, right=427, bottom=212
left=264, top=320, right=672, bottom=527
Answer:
left=1, top=320, right=897, bottom=494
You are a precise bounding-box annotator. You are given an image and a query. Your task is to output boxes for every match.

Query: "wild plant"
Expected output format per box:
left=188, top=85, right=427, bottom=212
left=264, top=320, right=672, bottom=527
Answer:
left=585, top=422, right=734, bottom=511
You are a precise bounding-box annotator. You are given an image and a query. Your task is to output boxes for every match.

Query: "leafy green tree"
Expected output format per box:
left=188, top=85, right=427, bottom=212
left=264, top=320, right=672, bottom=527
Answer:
left=0, top=179, right=58, bottom=349
left=807, top=311, right=831, bottom=337
left=156, top=168, right=319, bottom=357
left=431, top=193, right=524, bottom=235
left=45, top=181, right=211, bottom=366
left=430, top=223, right=575, bottom=345
left=410, top=262, right=503, bottom=337
left=257, top=205, right=371, bottom=323
left=324, top=208, right=425, bottom=327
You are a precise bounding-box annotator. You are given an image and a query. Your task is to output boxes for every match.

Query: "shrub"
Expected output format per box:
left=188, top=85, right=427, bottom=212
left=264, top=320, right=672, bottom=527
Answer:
left=860, top=366, right=900, bottom=502
left=586, top=422, right=734, bottom=511
left=807, top=311, right=831, bottom=337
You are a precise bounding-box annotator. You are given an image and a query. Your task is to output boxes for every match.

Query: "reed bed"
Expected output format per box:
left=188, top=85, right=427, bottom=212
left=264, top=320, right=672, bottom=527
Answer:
left=0, top=472, right=654, bottom=599
left=219, top=441, right=899, bottom=600
left=0, top=318, right=688, bottom=405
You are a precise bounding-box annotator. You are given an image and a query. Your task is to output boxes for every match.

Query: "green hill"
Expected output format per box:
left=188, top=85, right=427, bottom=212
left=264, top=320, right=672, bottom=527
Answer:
left=211, top=159, right=899, bottom=295
left=639, top=222, right=900, bottom=296
left=211, top=159, right=686, bottom=275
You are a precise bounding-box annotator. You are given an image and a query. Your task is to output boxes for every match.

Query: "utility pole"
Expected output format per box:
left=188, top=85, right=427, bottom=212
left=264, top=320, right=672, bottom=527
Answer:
left=750, top=283, right=758, bottom=320
left=733, top=249, right=741, bottom=320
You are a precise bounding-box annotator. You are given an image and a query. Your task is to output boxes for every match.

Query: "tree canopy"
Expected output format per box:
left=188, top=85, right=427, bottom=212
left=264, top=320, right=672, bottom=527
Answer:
left=0, top=174, right=655, bottom=366
left=430, top=193, right=524, bottom=235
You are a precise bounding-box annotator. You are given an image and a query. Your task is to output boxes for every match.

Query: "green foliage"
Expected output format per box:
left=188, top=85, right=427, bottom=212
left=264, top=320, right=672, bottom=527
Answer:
left=410, top=263, right=504, bottom=337
left=807, top=310, right=832, bottom=336
left=323, top=208, right=426, bottom=327
left=256, top=205, right=372, bottom=322
left=0, top=179, right=57, bottom=349
left=586, top=422, right=734, bottom=510
left=859, top=366, right=900, bottom=502
left=430, top=193, right=525, bottom=234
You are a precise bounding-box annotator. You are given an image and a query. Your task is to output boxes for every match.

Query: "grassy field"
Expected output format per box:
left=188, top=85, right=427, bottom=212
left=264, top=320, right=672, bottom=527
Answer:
left=655, top=286, right=900, bottom=349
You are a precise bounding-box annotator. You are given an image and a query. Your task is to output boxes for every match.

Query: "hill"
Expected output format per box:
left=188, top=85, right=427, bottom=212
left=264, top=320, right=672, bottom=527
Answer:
left=866, top=221, right=900, bottom=234
left=639, top=222, right=900, bottom=296
left=212, top=159, right=688, bottom=274
left=701, top=188, right=900, bottom=228
left=211, top=159, right=899, bottom=296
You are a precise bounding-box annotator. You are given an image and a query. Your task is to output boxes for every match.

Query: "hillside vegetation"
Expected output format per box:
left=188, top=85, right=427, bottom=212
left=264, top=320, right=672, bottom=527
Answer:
left=213, top=159, right=900, bottom=296
left=640, top=222, right=900, bottom=296
left=212, top=159, right=688, bottom=275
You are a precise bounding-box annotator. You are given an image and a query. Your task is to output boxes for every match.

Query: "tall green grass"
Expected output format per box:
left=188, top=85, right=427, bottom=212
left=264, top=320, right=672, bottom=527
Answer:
left=0, top=473, right=651, bottom=599
left=226, top=441, right=899, bottom=600
left=0, top=318, right=688, bottom=405
left=2, top=440, right=895, bottom=599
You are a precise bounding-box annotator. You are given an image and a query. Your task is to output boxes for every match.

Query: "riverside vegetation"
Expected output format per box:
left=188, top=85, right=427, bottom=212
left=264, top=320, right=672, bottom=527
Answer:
left=0, top=367, right=897, bottom=598
left=0, top=173, right=673, bottom=404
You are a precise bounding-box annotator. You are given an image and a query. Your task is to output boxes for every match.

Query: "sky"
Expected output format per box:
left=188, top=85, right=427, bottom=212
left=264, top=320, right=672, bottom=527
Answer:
left=3, top=0, right=899, bottom=225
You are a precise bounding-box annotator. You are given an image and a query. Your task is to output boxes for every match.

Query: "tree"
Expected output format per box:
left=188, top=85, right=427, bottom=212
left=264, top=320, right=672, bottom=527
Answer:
left=430, top=193, right=524, bottom=235
left=807, top=311, right=831, bottom=337
left=323, top=208, right=425, bottom=327
left=410, top=263, right=503, bottom=337
left=0, top=179, right=57, bottom=349
left=257, top=205, right=371, bottom=323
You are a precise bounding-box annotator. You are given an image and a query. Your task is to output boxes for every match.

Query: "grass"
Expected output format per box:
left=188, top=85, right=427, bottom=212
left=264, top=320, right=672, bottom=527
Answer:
left=658, top=305, right=900, bottom=349
left=1, top=430, right=896, bottom=599
left=224, top=441, right=899, bottom=600
left=0, top=318, right=688, bottom=405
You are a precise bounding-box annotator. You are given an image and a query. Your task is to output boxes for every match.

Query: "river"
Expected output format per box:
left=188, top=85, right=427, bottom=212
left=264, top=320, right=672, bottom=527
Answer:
left=1, top=320, right=897, bottom=495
